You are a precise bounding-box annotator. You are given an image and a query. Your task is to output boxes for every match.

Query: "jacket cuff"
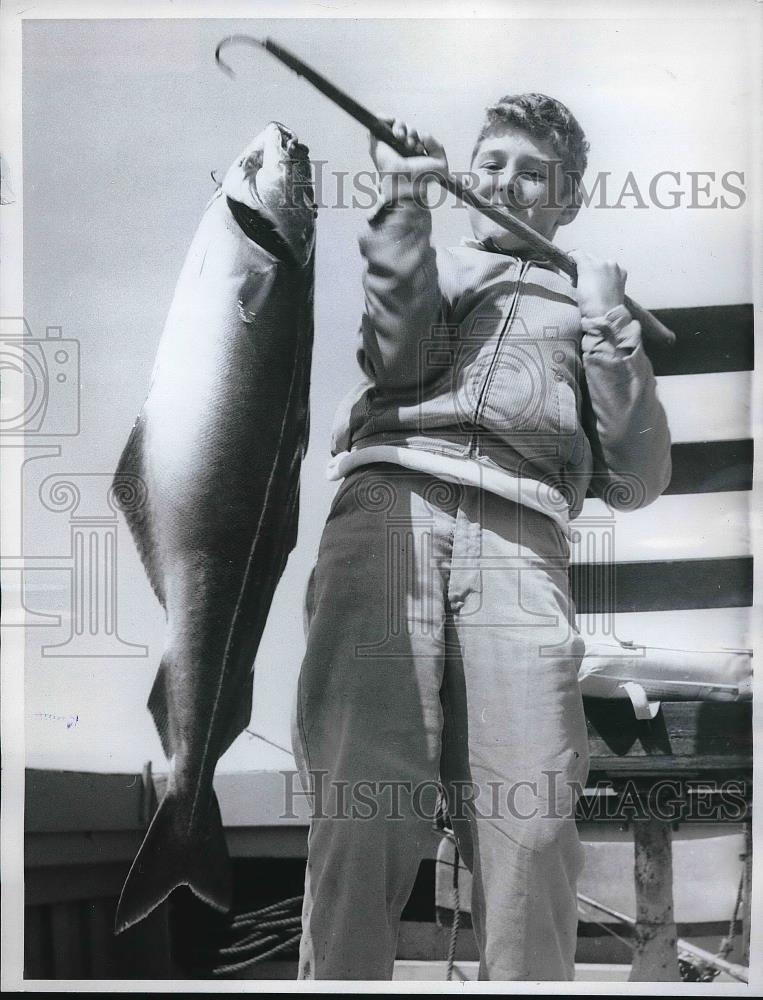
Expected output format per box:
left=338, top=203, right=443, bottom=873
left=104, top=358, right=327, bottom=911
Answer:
left=581, top=304, right=642, bottom=356
left=366, top=174, right=433, bottom=224
left=362, top=195, right=433, bottom=252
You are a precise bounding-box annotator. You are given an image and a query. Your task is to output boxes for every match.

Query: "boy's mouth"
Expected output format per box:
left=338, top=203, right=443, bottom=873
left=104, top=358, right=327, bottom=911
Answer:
left=485, top=191, right=537, bottom=217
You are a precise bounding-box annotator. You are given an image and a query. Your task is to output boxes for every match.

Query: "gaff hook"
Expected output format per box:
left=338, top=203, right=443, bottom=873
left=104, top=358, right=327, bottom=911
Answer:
left=215, top=34, right=268, bottom=79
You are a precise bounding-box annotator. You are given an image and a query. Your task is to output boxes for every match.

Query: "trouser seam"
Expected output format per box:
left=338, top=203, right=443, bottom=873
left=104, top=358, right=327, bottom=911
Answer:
left=296, top=674, right=313, bottom=775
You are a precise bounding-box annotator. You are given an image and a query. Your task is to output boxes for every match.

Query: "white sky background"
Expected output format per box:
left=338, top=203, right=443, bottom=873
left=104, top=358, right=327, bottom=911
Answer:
left=18, top=13, right=756, bottom=773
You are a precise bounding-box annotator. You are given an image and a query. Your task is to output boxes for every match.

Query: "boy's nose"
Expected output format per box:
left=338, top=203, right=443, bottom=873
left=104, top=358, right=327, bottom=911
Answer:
left=494, top=171, right=525, bottom=209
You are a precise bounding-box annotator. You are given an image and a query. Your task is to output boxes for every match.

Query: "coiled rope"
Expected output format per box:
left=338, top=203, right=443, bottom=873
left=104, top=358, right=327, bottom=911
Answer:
left=445, top=842, right=461, bottom=982
left=211, top=894, right=303, bottom=977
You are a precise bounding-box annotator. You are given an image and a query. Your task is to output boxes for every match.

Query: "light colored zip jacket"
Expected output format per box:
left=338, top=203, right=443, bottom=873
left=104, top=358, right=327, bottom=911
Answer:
left=330, top=197, right=672, bottom=519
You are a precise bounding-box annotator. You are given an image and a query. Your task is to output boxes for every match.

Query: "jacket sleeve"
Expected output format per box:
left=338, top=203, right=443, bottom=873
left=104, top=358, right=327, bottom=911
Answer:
left=581, top=304, right=672, bottom=509
left=355, top=191, right=445, bottom=390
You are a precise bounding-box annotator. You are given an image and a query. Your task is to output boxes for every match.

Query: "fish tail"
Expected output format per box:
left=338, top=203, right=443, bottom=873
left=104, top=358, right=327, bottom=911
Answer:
left=114, top=790, right=231, bottom=934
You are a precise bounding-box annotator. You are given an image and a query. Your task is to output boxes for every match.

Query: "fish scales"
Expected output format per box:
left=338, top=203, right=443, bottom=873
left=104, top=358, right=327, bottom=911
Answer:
left=111, top=123, right=316, bottom=933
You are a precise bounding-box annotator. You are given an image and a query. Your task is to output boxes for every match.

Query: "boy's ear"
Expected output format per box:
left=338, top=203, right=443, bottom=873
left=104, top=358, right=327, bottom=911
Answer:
left=557, top=174, right=583, bottom=226
left=551, top=164, right=583, bottom=227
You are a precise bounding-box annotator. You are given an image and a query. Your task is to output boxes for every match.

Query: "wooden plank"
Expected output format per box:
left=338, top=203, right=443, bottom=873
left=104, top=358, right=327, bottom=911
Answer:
left=25, top=862, right=130, bottom=906
left=646, top=304, right=752, bottom=376
left=576, top=784, right=751, bottom=822
left=49, top=901, right=83, bottom=978
left=226, top=826, right=309, bottom=859
left=742, top=820, right=752, bottom=965
left=629, top=819, right=681, bottom=981
left=86, top=898, right=115, bottom=979
left=25, top=828, right=307, bottom=877
left=585, top=699, right=752, bottom=788
left=24, top=825, right=306, bottom=868
left=215, top=769, right=312, bottom=827
left=24, top=905, right=49, bottom=979
left=396, top=920, right=477, bottom=962
left=587, top=756, right=752, bottom=777
left=584, top=701, right=752, bottom=760
left=570, top=557, right=753, bottom=613
left=576, top=606, right=751, bottom=650
left=664, top=440, right=752, bottom=495
left=655, top=372, right=751, bottom=443
left=25, top=769, right=145, bottom=833
left=574, top=492, right=749, bottom=564
left=26, top=831, right=144, bottom=868
left=578, top=918, right=742, bottom=937
left=123, top=902, right=173, bottom=978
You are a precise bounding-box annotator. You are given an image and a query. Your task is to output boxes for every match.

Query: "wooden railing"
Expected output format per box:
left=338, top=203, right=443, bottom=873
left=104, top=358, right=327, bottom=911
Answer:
left=561, top=301, right=754, bottom=981
left=583, top=700, right=752, bottom=980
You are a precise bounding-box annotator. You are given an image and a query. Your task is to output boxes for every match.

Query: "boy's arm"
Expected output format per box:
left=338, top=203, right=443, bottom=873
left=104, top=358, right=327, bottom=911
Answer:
left=357, top=198, right=442, bottom=388
left=570, top=251, right=672, bottom=509
left=355, top=121, right=450, bottom=390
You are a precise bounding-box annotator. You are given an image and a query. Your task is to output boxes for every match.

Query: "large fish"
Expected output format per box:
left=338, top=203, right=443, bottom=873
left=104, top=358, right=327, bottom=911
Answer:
left=112, top=122, right=316, bottom=933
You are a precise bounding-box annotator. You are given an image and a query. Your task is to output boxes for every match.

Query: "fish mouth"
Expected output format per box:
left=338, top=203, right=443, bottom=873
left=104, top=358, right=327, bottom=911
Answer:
left=236, top=122, right=309, bottom=181
left=222, top=122, right=316, bottom=265
left=270, top=121, right=310, bottom=163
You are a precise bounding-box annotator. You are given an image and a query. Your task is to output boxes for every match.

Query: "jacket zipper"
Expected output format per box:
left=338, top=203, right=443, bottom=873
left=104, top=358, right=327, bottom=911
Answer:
left=468, top=259, right=530, bottom=457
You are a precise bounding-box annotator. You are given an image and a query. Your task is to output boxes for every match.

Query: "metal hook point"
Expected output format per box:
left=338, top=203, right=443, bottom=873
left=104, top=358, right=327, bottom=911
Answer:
left=215, top=33, right=267, bottom=79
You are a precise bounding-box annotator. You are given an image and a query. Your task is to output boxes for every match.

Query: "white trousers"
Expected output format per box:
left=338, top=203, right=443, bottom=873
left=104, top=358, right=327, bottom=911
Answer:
left=292, top=466, right=590, bottom=980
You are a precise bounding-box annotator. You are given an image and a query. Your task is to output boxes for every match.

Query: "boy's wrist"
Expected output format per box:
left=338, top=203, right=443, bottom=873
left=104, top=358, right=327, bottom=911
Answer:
left=578, top=294, right=625, bottom=320
left=580, top=303, right=631, bottom=331
left=378, top=171, right=432, bottom=208
left=379, top=172, right=414, bottom=204
left=364, top=186, right=434, bottom=234
left=366, top=177, right=433, bottom=225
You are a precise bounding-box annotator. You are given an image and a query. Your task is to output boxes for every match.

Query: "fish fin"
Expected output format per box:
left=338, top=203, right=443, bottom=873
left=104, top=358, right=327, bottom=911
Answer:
left=112, top=416, right=166, bottom=608
left=146, top=657, right=173, bottom=759
left=147, top=653, right=252, bottom=765
left=218, top=679, right=254, bottom=758
left=114, top=791, right=231, bottom=934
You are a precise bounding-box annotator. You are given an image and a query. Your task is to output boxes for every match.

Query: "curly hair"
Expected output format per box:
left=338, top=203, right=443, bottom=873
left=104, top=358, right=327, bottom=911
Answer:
left=472, top=93, right=589, bottom=195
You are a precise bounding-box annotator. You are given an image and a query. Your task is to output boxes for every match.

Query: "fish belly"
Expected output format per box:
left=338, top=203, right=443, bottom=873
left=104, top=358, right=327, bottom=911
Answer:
left=117, top=188, right=313, bottom=785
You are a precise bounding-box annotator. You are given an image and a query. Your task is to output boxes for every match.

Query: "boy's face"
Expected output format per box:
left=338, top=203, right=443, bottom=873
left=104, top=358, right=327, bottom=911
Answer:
left=468, top=127, right=578, bottom=251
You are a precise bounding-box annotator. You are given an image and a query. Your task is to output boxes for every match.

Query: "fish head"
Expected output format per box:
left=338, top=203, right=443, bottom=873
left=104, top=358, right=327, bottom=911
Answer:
left=223, top=121, right=316, bottom=266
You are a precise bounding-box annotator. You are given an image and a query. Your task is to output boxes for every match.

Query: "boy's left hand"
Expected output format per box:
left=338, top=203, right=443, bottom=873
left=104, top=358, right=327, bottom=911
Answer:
left=568, top=249, right=627, bottom=318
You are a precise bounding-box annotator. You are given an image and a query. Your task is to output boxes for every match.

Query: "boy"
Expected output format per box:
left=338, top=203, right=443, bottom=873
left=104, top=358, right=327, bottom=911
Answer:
left=292, top=94, right=671, bottom=981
